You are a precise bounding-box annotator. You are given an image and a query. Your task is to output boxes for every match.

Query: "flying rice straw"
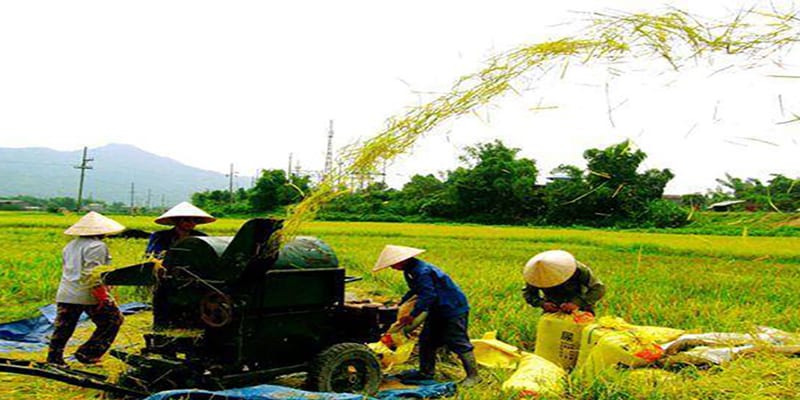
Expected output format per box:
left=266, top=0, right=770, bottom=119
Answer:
left=278, top=9, right=800, bottom=244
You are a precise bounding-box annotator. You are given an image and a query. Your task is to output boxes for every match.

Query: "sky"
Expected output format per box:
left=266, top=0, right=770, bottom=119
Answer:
left=0, top=0, right=798, bottom=195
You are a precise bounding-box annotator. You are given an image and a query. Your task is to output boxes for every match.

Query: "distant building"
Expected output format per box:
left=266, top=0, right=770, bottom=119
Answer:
left=707, top=199, right=746, bottom=212
left=661, top=194, right=684, bottom=205
left=83, top=203, right=106, bottom=212
left=0, top=199, right=28, bottom=210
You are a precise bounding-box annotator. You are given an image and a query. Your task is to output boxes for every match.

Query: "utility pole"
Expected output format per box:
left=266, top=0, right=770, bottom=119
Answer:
left=146, top=189, right=152, bottom=209
left=129, top=182, right=135, bottom=214
left=161, top=194, right=165, bottom=208
left=225, top=163, right=238, bottom=203
left=74, top=146, right=94, bottom=211
left=324, top=120, right=334, bottom=176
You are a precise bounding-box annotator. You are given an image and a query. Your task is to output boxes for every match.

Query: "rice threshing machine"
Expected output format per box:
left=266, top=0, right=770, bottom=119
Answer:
left=0, top=218, right=397, bottom=398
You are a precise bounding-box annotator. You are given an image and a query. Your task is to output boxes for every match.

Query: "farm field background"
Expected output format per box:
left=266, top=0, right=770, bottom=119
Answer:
left=1, top=211, right=799, bottom=399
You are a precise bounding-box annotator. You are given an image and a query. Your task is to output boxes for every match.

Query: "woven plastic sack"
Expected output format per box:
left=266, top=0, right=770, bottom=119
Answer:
left=577, top=316, right=684, bottom=368
left=368, top=337, right=416, bottom=370
left=534, top=311, right=595, bottom=369
left=501, top=353, right=566, bottom=398
left=577, top=330, right=666, bottom=381
left=369, top=296, right=419, bottom=370
left=471, top=331, right=524, bottom=369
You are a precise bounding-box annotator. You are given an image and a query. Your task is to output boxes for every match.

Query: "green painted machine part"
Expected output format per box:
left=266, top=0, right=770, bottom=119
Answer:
left=95, top=218, right=396, bottom=397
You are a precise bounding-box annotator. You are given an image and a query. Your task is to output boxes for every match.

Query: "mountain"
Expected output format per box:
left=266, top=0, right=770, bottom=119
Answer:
left=0, top=144, right=251, bottom=205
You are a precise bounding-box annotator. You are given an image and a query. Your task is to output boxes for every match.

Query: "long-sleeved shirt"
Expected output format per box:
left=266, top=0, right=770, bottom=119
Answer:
left=145, top=228, right=207, bottom=257
left=56, top=237, right=110, bottom=304
left=400, top=258, right=469, bottom=319
left=523, top=262, right=605, bottom=311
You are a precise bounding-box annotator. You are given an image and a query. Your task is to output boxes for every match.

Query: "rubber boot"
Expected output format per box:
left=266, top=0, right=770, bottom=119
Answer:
left=46, top=351, right=66, bottom=366
left=417, top=345, right=437, bottom=380
left=457, top=351, right=480, bottom=387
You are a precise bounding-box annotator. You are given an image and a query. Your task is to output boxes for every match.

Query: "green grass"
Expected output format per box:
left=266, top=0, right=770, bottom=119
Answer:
left=0, top=212, right=798, bottom=398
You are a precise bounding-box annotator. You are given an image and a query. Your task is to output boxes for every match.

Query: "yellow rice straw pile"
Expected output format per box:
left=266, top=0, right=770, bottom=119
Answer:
left=279, top=9, right=799, bottom=243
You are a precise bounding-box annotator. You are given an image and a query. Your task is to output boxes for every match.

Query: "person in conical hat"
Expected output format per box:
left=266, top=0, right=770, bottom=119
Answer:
left=145, top=202, right=216, bottom=258
left=373, top=245, right=480, bottom=386
left=522, top=250, right=605, bottom=314
left=47, top=212, right=125, bottom=365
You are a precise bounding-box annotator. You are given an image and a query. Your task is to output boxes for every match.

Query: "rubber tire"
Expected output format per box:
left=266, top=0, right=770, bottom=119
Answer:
left=306, top=342, right=382, bottom=395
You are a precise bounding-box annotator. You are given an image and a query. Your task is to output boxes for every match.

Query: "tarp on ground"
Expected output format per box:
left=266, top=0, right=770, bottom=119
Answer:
left=143, top=381, right=457, bottom=400
left=0, top=302, right=150, bottom=353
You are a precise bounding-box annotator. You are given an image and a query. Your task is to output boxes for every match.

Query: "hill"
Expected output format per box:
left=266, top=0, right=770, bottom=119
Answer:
left=0, top=144, right=251, bottom=205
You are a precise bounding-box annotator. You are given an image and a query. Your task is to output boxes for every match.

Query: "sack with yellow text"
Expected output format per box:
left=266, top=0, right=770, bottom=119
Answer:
left=534, top=311, right=595, bottom=370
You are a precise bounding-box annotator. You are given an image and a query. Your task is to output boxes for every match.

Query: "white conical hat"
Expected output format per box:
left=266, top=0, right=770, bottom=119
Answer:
left=372, top=245, right=426, bottom=272
left=64, top=211, right=126, bottom=236
left=523, top=250, right=577, bottom=288
left=154, top=202, right=216, bottom=225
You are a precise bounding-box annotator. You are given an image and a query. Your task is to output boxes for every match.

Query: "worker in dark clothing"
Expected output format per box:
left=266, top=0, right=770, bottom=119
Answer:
left=145, top=202, right=216, bottom=258
left=373, top=245, right=479, bottom=386
left=522, top=250, right=605, bottom=314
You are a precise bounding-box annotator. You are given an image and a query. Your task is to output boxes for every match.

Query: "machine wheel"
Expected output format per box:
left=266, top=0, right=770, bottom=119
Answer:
left=306, top=342, right=382, bottom=395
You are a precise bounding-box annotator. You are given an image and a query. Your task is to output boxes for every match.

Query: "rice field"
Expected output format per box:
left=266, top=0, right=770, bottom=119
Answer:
left=1, top=211, right=799, bottom=399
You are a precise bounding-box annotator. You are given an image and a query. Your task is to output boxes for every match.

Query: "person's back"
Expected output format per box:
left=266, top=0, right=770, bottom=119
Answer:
left=48, top=212, right=125, bottom=366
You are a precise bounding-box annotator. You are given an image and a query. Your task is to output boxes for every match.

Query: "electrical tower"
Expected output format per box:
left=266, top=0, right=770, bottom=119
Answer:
left=226, top=163, right=238, bottom=203
left=74, top=146, right=93, bottom=211
left=324, top=120, right=334, bottom=175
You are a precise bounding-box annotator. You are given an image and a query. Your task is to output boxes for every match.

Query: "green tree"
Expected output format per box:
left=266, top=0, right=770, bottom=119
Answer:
left=397, top=174, right=449, bottom=216
left=249, top=169, right=310, bottom=212
left=582, top=140, right=676, bottom=224
left=446, top=140, right=542, bottom=223
left=542, top=164, right=597, bottom=225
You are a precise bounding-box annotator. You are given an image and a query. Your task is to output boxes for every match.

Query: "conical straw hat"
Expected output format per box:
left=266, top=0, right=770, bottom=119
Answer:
left=372, top=245, right=425, bottom=272
left=154, top=202, right=216, bottom=225
left=64, top=211, right=126, bottom=236
left=523, top=250, right=577, bottom=288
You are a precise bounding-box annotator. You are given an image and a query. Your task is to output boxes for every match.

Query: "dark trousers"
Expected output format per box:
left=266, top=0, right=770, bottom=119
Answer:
left=418, top=312, right=474, bottom=375
left=47, top=302, right=123, bottom=363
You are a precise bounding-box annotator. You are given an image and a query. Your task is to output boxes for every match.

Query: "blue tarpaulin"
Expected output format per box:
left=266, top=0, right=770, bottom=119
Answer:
left=0, top=302, right=150, bottom=353
left=144, top=381, right=457, bottom=400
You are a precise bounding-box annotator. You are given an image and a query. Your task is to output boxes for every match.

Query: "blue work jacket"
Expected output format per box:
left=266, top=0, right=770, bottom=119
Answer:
left=145, top=228, right=207, bottom=257
left=400, top=258, right=469, bottom=319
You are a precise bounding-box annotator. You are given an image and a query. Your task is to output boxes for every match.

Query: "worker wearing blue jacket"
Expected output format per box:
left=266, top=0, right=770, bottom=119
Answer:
left=373, top=245, right=479, bottom=386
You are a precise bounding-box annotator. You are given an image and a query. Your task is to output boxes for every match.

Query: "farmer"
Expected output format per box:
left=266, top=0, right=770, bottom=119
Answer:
left=145, top=202, right=216, bottom=258
left=373, top=245, right=479, bottom=385
left=47, top=212, right=125, bottom=365
left=522, top=249, right=605, bottom=314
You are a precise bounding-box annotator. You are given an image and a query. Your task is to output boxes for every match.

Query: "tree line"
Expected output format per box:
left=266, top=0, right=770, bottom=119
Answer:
left=6, top=139, right=795, bottom=227
left=191, top=139, right=797, bottom=228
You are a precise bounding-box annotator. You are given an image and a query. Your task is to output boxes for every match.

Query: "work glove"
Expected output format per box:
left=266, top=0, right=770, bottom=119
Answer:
left=91, top=285, right=115, bottom=311
left=542, top=302, right=559, bottom=313
left=397, top=315, right=415, bottom=327
left=559, top=302, right=579, bottom=314
left=401, top=311, right=428, bottom=336
left=380, top=333, right=396, bottom=349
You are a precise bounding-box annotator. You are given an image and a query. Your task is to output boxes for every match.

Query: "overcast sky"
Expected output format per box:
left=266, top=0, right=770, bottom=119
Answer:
left=1, top=0, right=798, bottom=195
